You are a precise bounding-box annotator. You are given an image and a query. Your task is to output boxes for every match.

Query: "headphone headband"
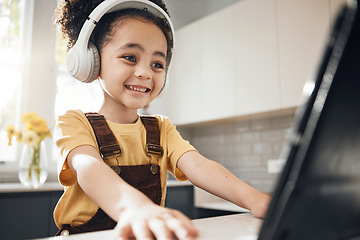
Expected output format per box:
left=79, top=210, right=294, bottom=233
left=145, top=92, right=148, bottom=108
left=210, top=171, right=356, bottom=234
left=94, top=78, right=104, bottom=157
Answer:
left=67, top=0, right=175, bottom=83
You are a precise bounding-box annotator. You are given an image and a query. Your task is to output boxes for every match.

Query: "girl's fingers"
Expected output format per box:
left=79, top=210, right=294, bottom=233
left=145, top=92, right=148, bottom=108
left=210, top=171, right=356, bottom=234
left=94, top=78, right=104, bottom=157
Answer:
left=114, top=207, right=199, bottom=240
left=114, top=222, right=133, bottom=240
left=166, top=217, right=199, bottom=240
left=168, top=210, right=199, bottom=238
left=131, top=220, right=154, bottom=240
left=148, top=218, right=174, bottom=240
left=147, top=210, right=198, bottom=240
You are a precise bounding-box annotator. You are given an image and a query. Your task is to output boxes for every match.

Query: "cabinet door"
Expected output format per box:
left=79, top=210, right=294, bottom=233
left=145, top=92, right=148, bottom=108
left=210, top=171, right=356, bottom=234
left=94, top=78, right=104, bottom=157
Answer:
left=168, top=22, right=202, bottom=125
left=277, top=0, right=331, bottom=108
left=199, top=5, right=237, bottom=121
left=0, top=193, right=50, bottom=240
left=165, top=186, right=194, bottom=219
left=48, top=192, right=63, bottom=236
left=234, top=0, right=280, bottom=115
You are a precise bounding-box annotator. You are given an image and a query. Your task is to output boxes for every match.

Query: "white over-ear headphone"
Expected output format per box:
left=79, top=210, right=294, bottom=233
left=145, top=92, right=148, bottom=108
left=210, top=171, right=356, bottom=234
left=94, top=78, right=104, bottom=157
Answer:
left=67, top=0, right=175, bottom=83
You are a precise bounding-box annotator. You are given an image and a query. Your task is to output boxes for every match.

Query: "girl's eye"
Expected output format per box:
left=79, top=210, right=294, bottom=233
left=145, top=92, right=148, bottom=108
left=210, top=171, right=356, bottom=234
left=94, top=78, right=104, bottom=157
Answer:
left=123, top=55, right=136, bottom=62
left=152, top=62, right=164, bottom=69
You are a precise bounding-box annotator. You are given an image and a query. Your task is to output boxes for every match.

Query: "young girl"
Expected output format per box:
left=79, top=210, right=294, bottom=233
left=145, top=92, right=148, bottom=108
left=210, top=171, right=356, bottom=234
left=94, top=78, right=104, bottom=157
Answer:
left=54, top=0, right=271, bottom=239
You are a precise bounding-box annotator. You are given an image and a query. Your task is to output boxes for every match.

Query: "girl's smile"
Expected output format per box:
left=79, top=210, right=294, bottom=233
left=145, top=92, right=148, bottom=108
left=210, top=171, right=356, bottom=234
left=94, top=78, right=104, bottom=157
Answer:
left=125, top=85, right=151, bottom=93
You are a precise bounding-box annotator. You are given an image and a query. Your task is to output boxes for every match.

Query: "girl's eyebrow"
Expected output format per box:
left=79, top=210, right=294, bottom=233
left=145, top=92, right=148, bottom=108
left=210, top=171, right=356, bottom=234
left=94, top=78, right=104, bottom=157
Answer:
left=119, top=43, right=166, bottom=60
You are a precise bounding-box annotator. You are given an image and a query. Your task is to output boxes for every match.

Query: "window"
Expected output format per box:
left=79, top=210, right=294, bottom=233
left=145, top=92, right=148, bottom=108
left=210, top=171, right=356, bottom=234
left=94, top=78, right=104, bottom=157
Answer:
left=0, top=0, right=103, bottom=163
left=54, top=60, right=103, bottom=117
left=0, top=0, right=106, bottom=183
left=0, top=0, right=58, bottom=169
left=0, top=0, right=27, bottom=163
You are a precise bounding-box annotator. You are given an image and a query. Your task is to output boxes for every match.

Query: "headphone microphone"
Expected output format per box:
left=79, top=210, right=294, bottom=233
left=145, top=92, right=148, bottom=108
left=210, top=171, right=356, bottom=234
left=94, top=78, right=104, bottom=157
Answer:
left=67, top=0, right=175, bottom=83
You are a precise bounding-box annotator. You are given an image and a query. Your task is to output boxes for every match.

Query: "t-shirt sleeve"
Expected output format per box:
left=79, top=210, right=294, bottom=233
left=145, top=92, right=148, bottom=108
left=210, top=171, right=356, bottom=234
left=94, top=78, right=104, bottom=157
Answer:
left=162, top=117, right=197, bottom=181
left=54, top=110, right=97, bottom=186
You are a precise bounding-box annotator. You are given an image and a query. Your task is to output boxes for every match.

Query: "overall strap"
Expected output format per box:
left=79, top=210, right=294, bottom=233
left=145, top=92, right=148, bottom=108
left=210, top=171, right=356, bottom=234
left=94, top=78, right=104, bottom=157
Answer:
left=85, top=112, right=121, bottom=158
left=141, top=116, right=163, bottom=175
left=140, top=116, right=163, bottom=156
left=84, top=113, right=163, bottom=158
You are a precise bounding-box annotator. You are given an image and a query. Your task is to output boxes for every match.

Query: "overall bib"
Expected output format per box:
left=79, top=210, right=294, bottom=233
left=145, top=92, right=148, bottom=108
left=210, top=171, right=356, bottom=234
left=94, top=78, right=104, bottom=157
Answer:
left=56, top=113, right=163, bottom=236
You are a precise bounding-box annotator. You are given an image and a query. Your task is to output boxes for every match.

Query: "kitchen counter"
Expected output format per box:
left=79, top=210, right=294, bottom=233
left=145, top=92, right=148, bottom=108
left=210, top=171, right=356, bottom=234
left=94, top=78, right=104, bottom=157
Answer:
left=193, top=213, right=262, bottom=240
left=0, top=180, right=191, bottom=193
left=0, top=182, right=63, bottom=193
left=35, top=213, right=262, bottom=240
left=197, top=201, right=250, bottom=213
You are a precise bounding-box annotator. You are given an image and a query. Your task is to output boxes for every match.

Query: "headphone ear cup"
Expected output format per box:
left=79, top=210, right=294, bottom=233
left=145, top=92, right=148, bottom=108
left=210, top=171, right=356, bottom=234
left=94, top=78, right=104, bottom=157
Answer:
left=85, top=42, right=100, bottom=83
left=67, top=42, right=100, bottom=83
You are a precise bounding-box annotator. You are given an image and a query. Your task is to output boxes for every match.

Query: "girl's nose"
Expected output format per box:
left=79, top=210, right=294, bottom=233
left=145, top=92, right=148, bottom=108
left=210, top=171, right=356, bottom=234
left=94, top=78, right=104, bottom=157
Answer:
left=134, top=63, right=151, bottom=80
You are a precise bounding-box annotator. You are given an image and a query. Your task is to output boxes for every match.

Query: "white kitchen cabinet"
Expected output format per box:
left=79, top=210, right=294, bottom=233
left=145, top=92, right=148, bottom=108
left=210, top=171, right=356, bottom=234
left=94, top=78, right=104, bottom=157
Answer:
left=169, top=0, right=279, bottom=125
left=234, top=0, right=280, bottom=115
left=168, top=5, right=237, bottom=124
left=276, top=0, right=331, bottom=108
left=167, top=22, right=203, bottom=124
left=167, top=0, right=348, bottom=125
left=198, top=5, right=237, bottom=121
left=330, top=0, right=350, bottom=28
left=144, top=92, right=170, bottom=117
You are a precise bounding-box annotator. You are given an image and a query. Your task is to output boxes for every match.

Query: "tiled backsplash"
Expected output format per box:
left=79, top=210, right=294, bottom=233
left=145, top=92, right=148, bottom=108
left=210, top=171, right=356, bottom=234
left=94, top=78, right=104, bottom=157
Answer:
left=2, top=111, right=295, bottom=196
left=177, top=111, right=295, bottom=196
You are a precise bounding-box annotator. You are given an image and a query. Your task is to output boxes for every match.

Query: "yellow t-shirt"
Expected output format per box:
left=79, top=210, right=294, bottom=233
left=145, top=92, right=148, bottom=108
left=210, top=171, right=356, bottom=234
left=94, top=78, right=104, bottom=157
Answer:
left=54, top=109, right=196, bottom=228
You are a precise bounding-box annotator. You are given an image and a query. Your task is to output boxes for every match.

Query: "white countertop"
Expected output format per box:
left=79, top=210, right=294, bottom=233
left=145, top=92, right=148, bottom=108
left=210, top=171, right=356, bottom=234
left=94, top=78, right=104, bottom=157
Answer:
left=193, top=213, right=262, bottom=240
left=0, top=182, right=64, bottom=193
left=0, top=180, right=191, bottom=193
left=197, top=201, right=250, bottom=213
left=166, top=179, right=193, bottom=187
left=35, top=213, right=262, bottom=240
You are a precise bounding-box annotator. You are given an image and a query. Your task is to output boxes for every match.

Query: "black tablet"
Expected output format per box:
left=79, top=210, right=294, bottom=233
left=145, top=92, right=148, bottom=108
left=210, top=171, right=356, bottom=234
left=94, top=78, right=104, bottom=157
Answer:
left=258, top=1, right=360, bottom=239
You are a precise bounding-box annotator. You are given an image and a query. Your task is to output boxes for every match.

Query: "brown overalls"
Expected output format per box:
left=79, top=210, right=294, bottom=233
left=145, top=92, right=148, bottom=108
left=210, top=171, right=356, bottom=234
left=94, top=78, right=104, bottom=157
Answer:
left=56, top=113, right=163, bottom=236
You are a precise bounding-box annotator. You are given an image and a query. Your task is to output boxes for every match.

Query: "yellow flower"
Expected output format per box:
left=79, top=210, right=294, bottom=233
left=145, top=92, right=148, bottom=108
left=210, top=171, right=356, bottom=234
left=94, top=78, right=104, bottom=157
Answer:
left=6, top=112, right=51, bottom=148
left=6, top=125, right=16, bottom=137
left=16, top=130, right=23, bottom=143
left=22, top=130, right=40, bottom=148
left=21, top=112, right=37, bottom=123
left=24, top=115, right=52, bottom=140
left=6, top=125, right=16, bottom=146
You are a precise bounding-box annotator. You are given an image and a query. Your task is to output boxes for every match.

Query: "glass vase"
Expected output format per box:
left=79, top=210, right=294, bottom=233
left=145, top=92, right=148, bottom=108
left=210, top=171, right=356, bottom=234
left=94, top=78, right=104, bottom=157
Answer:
left=18, top=141, right=48, bottom=188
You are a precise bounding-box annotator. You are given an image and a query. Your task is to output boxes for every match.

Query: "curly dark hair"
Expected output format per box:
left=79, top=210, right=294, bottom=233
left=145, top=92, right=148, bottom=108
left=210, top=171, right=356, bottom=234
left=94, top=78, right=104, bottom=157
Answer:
left=55, top=0, right=172, bottom=52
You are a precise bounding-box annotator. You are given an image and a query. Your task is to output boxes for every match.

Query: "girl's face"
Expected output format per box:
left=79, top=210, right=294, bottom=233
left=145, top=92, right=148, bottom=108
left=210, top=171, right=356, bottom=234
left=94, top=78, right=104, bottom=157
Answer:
left=98, top=17, right=167, bottom=111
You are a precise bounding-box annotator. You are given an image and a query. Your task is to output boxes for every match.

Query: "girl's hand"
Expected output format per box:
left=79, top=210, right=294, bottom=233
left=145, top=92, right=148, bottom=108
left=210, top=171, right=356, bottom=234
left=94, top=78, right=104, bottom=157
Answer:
left=114, top=203, right=199, bottom=240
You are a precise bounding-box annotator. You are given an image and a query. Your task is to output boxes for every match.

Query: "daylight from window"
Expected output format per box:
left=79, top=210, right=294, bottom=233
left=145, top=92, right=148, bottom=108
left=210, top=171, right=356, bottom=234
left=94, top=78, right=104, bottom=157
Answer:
left=0, top=0, right=103, bottom=165
left=0, top=0, right=25, bottom=162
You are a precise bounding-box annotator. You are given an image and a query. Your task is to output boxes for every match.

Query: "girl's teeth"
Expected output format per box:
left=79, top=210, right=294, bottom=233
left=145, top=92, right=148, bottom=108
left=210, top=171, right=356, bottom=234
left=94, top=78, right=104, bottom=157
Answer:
left=128, top=85, right=147, bottom=92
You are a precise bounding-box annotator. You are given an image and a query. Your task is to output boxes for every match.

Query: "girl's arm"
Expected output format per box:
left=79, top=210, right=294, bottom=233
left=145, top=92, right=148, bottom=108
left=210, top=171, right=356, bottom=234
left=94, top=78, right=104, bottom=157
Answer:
left=177, top=150, right=271, bottom=218
left=67, top=145, right=198, bottom=240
